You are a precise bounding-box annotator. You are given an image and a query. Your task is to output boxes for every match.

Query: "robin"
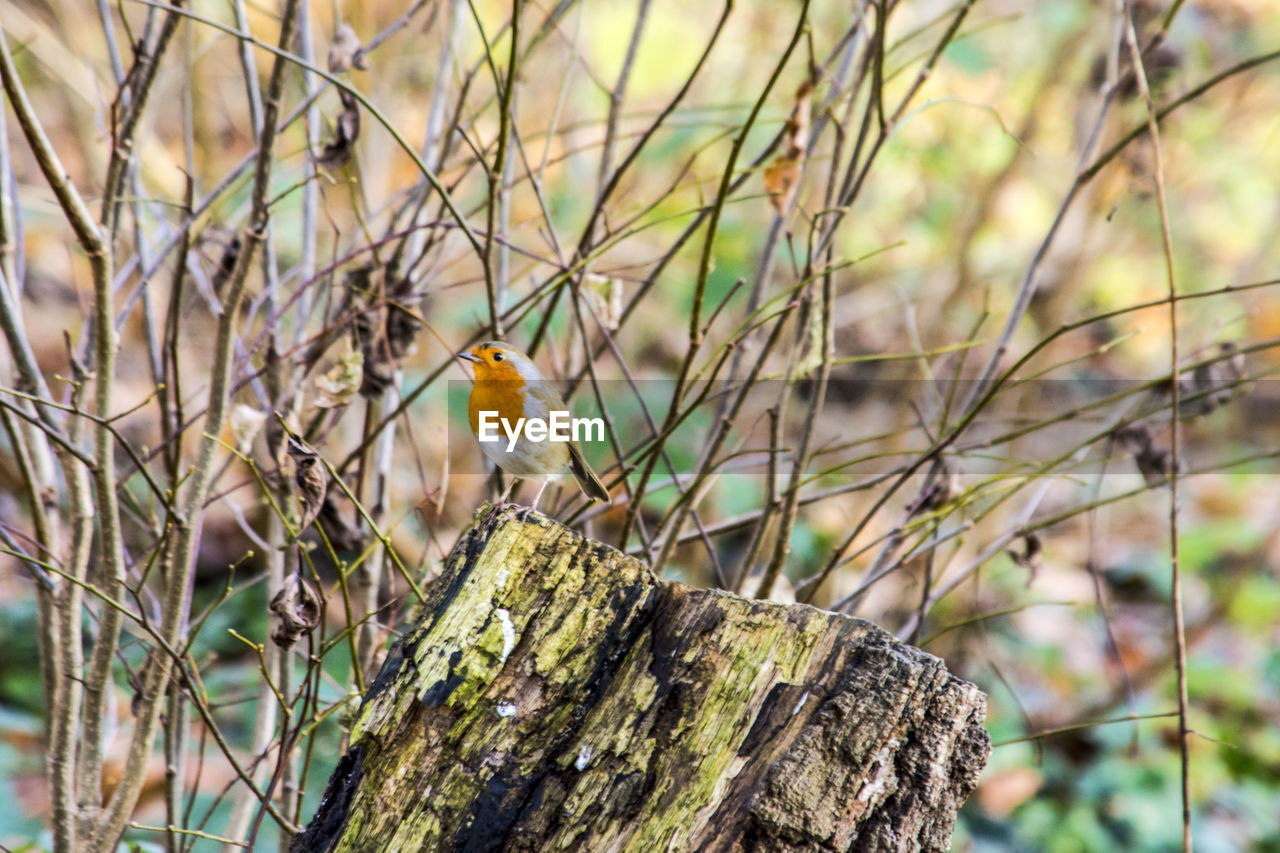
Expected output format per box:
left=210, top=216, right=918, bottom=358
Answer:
left=459, top=342, right=610, bottom=512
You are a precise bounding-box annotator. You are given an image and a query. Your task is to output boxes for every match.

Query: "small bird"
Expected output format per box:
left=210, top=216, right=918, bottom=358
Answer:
left=459, top=341, right=610, bottom=513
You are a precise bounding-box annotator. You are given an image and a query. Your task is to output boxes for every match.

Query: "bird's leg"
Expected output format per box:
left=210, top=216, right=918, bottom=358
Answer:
left=518, top=481, right=549, bottom=522
left=483, top=476, right=518, bottom=531
left=496, top=475, right=517, bottom=507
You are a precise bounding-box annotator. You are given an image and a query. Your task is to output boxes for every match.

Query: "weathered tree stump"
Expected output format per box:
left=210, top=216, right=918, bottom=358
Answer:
left=293, top=506, right=989, bottom=852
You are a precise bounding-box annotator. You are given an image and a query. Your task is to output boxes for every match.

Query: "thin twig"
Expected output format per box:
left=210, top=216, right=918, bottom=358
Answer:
left=1122, top=7, right=1191, bottom=849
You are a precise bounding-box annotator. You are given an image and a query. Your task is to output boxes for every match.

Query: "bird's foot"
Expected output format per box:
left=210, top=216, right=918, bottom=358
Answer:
left=514, top=504, right=544, bottom=524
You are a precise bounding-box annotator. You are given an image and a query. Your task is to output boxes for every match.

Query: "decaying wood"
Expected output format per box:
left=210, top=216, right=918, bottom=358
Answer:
left=293, top=505, right=990, bottom=852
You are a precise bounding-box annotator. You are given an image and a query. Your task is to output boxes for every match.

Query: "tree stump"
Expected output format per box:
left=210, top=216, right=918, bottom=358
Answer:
left=293, top=506, right=990, bottom=852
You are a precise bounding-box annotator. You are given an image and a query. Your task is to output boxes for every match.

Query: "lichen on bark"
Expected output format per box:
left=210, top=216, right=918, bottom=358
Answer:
left=293, top=505, right=989, bottom=853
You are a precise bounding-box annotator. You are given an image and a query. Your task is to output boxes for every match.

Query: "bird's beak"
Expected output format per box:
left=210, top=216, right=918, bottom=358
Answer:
left=458, top=351, right=481, bottom=364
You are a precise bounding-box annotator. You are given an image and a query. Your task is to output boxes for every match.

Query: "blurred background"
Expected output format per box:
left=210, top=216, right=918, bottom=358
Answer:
left=1, top=0, right=1279, bottom=849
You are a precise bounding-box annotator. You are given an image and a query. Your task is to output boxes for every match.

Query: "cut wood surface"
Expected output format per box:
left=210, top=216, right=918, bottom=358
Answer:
left=293, top=505, right=990, bottom=852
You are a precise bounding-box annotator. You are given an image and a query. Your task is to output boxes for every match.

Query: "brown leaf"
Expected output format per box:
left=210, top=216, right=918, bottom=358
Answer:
left=1007, top=533, right=1042, bottom=586
left=1114, top=424, right=1173, bottom=487
left=358, top=275, right=424, bottom=398
left=1178, top=341, right=1245, bottom=420
left=786, top=79, right=813, bottom=158
left=385, top=276, right=424, bottom=359
left=1113, top=423, right=1152, bottom=455
left=316, top=90, right=361, bottom=170
left=327, top=22, right=367, bottom=73
left=1134, top=445, right=1173, bottom=487
left=287, top=437, right=330, bottom=532
left=763, top=156, right=802, bottom=216
left=269, top=572, right=323, bottom=648
left=313, top=347, right=364, bottom=408
left=762, top=78, right=814, bottom=216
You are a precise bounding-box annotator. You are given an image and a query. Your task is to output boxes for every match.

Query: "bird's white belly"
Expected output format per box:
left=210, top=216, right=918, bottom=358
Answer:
left=478, top=433, right=571, bottom=481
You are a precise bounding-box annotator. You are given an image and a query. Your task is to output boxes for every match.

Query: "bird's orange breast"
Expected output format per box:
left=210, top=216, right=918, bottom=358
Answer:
left=467, top=368, right=527, bottom=434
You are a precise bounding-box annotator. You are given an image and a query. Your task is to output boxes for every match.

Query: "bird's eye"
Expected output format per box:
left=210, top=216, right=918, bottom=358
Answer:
left=492, top=352, right=504, bottom=362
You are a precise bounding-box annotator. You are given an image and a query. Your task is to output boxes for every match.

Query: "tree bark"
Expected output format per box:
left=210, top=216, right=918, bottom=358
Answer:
left=293, top=505, right=990, bottom=852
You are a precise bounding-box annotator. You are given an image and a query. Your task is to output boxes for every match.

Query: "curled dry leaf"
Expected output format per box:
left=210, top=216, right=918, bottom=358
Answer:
left=1113, top=423, right=1173, bottom=488
left=327, top=22, right=367, bottom=73
left=287, top=436, right=330, bottom=533
left=763, top=79, right=813, bottom=216
left=269, top=572, right=323, bottom=648
left=1007, top=533, right=1042, bottom=586
left=1113, top=423, right=1153, bottom=456
left=385, top=276, right=424, bottom=358
left=317, top=90, right=361, bottom=170
left=314, top=347, right=364, bottom=408
left=763, top=158, right=801, bottom=216
left=228, top=404, right=267, bottom=452
left=384, top=303, right=421, bottom=358
left=360, top=275, right=424, bottom=397
left=1178, top=341, right=1245, bottom=420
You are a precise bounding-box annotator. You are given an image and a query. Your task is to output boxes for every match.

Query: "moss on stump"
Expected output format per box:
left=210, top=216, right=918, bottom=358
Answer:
left=292, top=505, right=989, bottom=852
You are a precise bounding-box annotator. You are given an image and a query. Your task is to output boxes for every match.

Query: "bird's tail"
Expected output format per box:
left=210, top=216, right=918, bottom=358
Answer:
left=567, top=443, right=610, bottom=503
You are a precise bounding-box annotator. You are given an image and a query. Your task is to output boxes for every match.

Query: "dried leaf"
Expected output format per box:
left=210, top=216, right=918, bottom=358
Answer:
left=1134, top=445, right=1173, bottom=487
left=385, top=302, right=421, bottom=358
left=1007, top=533, right=1042, bottom=586
left=360, top=308, right=394, bottom=399
left=228, top=404, right=267, bottom=452
left=269, top=571, right=322, bottom=648
left=1114, top=423, right=1173, bottom=487
left=313, top=347, right=364, bottom=408
left=316, top=90, right=361, bottom=170
left=355, top=275, right=424, bottom=398
left=1113, top=423, right=1152, bottom=455
left=763, top=157, right=802, bottom=216
left=1178, top=342, right=1245, bottom=420
left=327, top=22, right=367, bottom=73
left=385, top=276, right=424, bottom=359
left=287, top=436, right=330, bottom=532
left=762, top=79, right=813, bottom=215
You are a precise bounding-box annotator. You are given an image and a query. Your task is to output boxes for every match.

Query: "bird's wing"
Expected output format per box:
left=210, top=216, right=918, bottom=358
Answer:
left=568, top=442, right=610, bottom=503
left=523, top=383, right=566, bottom=420
left=525, top=383, right=610, bottom=501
